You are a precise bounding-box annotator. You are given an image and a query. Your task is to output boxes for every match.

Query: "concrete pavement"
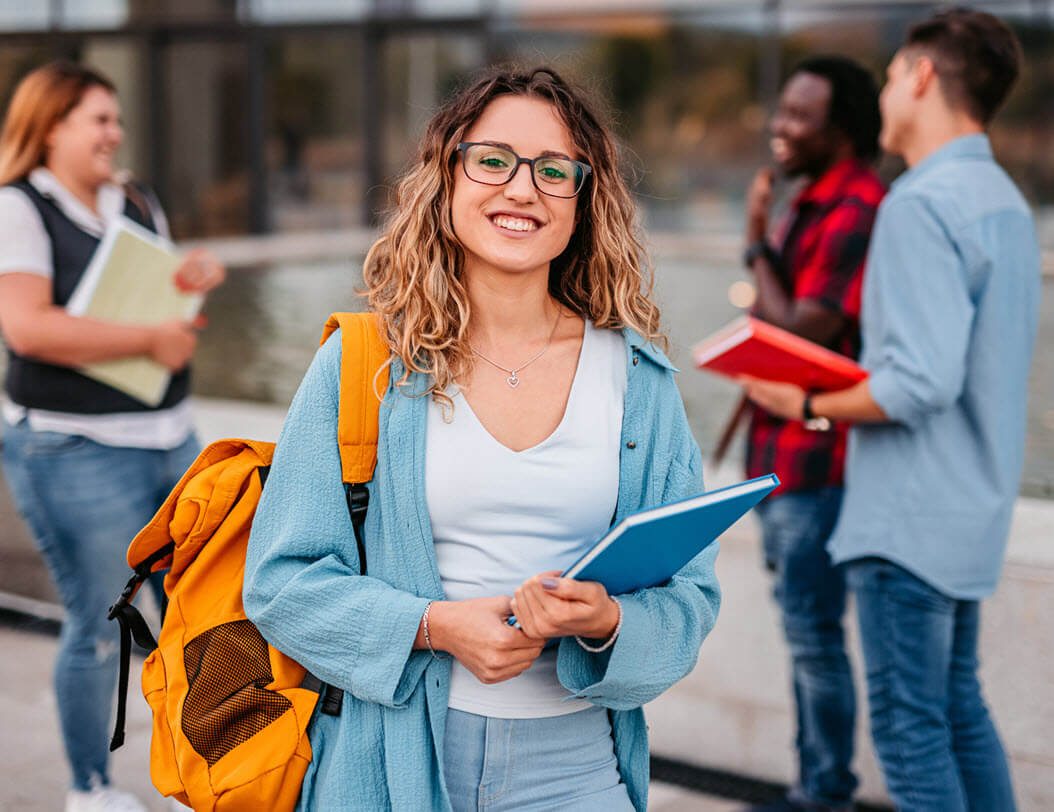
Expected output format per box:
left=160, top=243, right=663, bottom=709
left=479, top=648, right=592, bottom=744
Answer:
left=0, top=623, right=740, bottom=810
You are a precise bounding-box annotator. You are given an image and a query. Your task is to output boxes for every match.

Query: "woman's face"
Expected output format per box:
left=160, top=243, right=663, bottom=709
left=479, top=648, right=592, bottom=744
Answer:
left=46, top=85, right=123, bottom=189
left=450, top=95, right=581, bottom=282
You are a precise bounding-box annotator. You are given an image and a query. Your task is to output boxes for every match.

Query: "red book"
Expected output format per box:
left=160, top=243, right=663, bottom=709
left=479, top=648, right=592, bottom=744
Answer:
left=693, top=316, right=867, bottom=391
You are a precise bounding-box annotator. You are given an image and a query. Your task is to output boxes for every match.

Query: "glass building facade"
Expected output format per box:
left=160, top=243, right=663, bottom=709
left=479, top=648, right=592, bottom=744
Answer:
left=0, top=0, right=1050, bottom=240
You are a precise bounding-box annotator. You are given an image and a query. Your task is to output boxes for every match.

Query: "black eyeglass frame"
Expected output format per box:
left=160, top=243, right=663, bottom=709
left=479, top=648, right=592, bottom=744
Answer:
left=455, top=141, right=592, bottom=199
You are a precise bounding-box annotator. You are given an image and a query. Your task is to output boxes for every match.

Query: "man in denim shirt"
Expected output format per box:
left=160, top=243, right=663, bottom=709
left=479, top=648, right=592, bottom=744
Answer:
left=743, top=10, right=1039, bottom=810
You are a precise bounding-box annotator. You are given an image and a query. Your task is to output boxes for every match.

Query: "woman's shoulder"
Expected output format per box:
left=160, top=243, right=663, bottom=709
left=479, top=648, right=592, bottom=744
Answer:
left=0, top=184, right=44, bottom=235
left=301, top=324, right=394, bottom=405
left=285, top=329, right=344, bottom=407
left=113, top=175, right=170, bottom=239
left=0, top=184, right=51, bottom=276
left=585, top=321, right=627, bottom=361
left=310, top=328, right=345, bottom=387
left=621, top=327, right=677, bottom=369
left=585, top=322, right=681, bottom=388
left=0, top=183, right=40, bottom=217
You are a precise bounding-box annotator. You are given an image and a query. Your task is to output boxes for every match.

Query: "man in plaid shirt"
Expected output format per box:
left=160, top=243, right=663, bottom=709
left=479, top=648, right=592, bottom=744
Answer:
left=741, top=56, right=884, bottom=812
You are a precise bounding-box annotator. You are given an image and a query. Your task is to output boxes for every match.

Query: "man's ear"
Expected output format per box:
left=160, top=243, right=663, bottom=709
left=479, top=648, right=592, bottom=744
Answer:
left=912, top=55, right=938, bottom=99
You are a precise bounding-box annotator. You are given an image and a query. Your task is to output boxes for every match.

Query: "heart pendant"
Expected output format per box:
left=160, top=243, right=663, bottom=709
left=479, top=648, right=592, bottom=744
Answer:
left=507, top=374, right=520, bottom=388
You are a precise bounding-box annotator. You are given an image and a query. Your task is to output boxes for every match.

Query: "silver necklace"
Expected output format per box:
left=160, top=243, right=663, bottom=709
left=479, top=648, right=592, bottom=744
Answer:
left=470, top=309, right=561, bottom=389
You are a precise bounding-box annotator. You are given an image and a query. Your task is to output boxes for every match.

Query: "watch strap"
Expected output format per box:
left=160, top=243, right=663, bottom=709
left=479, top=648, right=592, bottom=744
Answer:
left=743, top=240, right=777, bottom=269
left=802, top=393, right=816, bottom=421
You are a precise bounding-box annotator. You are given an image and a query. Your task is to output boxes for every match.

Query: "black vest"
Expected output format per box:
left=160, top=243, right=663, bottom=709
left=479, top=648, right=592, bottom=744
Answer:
left=4, top=180, right=191, bottom=413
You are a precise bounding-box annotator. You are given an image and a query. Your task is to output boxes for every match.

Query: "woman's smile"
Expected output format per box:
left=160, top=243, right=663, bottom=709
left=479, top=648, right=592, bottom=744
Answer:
left=488, top=210, right=543, bottom=235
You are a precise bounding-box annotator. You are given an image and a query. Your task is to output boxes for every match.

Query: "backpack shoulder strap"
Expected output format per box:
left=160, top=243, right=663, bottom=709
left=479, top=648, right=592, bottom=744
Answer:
left=320, top=312, right=390, bottom=486
left=316, top=312, right=389, bottom=717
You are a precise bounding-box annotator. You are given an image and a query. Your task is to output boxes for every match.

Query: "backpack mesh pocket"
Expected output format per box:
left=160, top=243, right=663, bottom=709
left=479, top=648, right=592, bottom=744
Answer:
left=182, top=620, right=292, bottom=766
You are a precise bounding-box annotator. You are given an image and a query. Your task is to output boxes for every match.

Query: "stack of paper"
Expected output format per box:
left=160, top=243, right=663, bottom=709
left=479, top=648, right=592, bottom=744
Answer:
left=66, top=216, right=202, bottom=406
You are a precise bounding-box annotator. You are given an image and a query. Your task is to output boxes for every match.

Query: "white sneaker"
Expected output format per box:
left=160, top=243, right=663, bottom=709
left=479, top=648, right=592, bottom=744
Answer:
left=65, top=784, right=148, bottom=812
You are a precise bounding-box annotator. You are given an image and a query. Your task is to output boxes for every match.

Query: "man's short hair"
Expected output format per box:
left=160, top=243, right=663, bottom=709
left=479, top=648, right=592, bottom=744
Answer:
left=905, top=7, right=1022, bottom=124
left=791, top=56, right=881, bottom=163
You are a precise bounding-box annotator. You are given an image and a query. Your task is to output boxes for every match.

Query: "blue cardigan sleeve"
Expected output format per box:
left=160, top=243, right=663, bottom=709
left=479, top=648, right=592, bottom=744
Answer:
left=555, top=379, right=721, bottom=710
left=243, top=335, right=430, bottom=708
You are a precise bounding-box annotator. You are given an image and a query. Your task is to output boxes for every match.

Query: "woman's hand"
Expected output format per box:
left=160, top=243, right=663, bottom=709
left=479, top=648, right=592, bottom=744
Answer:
left=511, top=571, right=620, bottom=642
left=148, top=317, right=202, bottom=371
left=173, top=248, right=225, bottom=294
left=424, top=597, right=547, bottom=685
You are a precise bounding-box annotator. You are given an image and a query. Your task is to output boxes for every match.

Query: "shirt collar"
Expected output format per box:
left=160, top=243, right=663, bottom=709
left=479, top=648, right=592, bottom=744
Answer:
left=794, top=157, right=872, bottom=208
left=894, top=133, right=993, bottom=189
left=622, top=326, right=679, bottom=372
left=28, top=167, right=125, bottom=238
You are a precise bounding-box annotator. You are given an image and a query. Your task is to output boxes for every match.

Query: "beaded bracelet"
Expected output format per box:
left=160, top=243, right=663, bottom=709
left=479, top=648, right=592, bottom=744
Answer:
left=575, top=597, right=622, bottom=653
left=422, top=601, right=449, bottom=659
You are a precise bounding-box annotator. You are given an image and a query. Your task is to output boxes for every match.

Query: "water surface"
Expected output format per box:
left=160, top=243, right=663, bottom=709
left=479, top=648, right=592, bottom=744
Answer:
left=196, top=257, right=1054, bottom=498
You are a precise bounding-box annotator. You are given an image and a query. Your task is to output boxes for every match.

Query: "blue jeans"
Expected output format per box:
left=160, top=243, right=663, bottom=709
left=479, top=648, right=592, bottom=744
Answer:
left=847, top=558, right=1015, bottom=811
left=1, top=420, right=199, bottom=791
left=755, top=488, right=856, bottom=808
left=443, top=706, right=634, bottom=811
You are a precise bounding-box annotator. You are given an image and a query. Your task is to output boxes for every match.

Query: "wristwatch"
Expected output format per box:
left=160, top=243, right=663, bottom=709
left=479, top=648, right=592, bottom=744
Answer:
left=802, top=394, right=832, bottom=432
left=743, top=240, right=776, bottom=269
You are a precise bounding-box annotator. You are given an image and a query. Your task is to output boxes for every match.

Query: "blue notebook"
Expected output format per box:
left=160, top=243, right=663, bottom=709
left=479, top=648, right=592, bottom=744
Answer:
left=562, top=473, right=779, bottom=595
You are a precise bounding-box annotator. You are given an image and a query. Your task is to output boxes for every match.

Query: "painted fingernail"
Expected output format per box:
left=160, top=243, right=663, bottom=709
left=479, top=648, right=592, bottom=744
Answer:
left=541, top=578, right=559, bottom=590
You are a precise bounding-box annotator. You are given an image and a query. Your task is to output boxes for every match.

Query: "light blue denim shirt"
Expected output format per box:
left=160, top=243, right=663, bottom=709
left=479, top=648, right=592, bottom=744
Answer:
left=828, top=135, right=1040, bottom=599
left=243, top=326, right=721, bottom=811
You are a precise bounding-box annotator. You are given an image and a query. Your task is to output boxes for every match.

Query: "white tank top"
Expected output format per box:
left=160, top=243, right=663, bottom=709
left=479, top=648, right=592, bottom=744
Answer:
left=426, top=321, right=627, bottom=718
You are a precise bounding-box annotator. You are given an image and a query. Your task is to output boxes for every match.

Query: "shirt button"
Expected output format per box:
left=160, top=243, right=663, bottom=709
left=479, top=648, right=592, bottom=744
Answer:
left=626, top=441, right=636, bottom=449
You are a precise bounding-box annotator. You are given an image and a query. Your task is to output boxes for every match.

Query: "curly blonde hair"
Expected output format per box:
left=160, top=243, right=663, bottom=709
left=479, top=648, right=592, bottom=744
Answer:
left=363, top=67, right=662, bottom=409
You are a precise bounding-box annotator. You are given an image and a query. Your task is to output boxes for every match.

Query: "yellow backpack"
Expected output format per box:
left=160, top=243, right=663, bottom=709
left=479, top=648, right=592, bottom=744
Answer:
left=107, top=313, right=389, bottom=811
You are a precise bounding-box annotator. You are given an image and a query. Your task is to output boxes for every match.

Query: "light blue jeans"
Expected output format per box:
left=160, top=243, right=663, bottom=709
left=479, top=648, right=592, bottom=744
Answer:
left=1, top=419, right=199, bottom=791
left=443, top=706, right=635, bottom=811
left=848, top=558, right=1016, bottom=811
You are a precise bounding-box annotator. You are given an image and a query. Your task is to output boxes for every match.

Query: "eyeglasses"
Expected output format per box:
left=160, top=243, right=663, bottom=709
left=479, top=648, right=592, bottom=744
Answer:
left=456, top=142, right=592, bottom=199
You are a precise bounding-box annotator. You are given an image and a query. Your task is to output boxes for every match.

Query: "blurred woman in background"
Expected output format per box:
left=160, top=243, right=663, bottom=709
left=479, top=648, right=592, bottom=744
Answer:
left=0, top=62, right=224, bottom=812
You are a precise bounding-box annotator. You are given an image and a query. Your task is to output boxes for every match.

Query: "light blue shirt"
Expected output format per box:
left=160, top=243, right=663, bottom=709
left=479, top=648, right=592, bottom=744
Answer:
left=828, top=135, right=1040, bottom=599
left=243, top=326, right=721, bottom=811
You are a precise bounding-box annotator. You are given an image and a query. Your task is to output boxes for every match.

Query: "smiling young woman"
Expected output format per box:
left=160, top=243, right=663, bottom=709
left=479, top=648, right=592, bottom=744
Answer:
left=243, top=67, right=720, bottom=812
left=0, top=62, right=225, bottom=812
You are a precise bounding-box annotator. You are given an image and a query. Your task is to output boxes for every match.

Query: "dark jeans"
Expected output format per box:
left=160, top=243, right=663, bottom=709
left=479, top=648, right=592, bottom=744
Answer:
left=756, top=488, right=856, bottom=808
left=847, top=558, right=1016, bottom=811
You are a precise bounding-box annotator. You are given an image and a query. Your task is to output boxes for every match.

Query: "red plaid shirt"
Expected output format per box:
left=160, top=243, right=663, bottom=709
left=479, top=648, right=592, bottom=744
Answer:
left=746, top=159, right=885, bottom=495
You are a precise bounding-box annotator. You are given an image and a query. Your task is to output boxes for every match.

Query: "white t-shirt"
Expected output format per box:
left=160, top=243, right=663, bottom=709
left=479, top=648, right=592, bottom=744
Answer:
left=0, top=168, right=193, bottom=450
left=426, top=321, right=627, bottom=718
